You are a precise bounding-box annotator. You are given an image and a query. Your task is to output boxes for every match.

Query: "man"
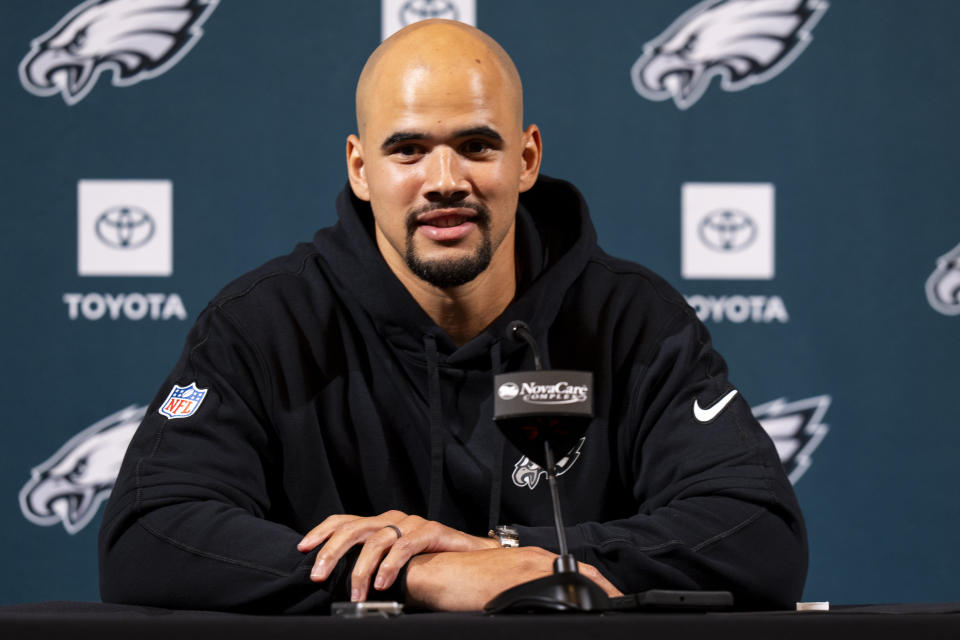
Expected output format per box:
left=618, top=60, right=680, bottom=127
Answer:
left=99, top=20, right=807, bottom=612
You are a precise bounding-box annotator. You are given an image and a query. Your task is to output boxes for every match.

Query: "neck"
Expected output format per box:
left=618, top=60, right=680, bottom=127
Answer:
left=379, top=228, right=517, bottom=347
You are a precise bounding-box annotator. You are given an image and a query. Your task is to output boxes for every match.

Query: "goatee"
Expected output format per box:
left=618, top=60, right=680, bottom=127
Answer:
left=404, top=202, right=492, bottom=288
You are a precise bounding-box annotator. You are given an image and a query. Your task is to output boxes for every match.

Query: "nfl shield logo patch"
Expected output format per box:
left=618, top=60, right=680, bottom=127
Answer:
left=159, top=382, right=208, bottom=419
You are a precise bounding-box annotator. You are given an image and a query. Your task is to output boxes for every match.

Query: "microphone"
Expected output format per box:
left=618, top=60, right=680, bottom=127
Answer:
left=495, top=321, right=592, bottom=471
left=506, top=320, right=542, bottom=370
left=485, top=321, right=609, bottom=613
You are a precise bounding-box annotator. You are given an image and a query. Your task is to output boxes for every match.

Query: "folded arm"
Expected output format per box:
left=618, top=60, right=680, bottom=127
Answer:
left=99, top=307, right=358, bottom=612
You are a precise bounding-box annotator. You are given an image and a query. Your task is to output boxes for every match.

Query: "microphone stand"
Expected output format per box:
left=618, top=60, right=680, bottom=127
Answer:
left=484, top=323, right=610, bottom=613
left=543, top=440, right=577, bottom=574
left=484, top=436, right=610, bottom=613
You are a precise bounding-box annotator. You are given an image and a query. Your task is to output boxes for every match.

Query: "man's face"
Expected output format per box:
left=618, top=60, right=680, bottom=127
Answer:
left=349, top=60, right=538, bottom=289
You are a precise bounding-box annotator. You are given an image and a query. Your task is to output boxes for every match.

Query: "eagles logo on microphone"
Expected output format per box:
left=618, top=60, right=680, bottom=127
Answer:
left=19, top=0, right=218, bottom=106
left=512, top=437, right=585, bottom=490
left=632, top=0, right=829, bottom=110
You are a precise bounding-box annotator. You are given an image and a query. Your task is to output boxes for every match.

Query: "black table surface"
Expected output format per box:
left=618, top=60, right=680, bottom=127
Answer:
left=2, top=601, right=960, bottom=640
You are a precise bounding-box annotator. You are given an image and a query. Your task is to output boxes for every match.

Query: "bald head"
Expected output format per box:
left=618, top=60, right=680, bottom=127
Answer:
left=355, top=20, right=523, bottom=137
left=344, top=20, right=542, bottom=304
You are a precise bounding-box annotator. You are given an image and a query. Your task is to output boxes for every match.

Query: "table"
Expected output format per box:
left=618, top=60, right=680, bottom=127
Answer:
left=2, top=601, right=959, bottom=640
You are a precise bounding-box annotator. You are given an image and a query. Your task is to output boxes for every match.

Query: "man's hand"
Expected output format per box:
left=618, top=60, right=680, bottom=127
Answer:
left=404, top=547, right=623, bottom=611
left=297, top=510, right=498, bottom=601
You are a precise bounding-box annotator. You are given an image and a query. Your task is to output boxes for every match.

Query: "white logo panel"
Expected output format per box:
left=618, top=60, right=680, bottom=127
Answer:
left=78, top=179, right=172, bottom=276
left=382, top=0, right=476, bottom=41
left=682, top=182, right=774, bottom=280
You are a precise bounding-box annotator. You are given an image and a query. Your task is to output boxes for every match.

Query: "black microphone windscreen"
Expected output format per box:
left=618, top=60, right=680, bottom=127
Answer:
left=505, top=320, right=529, bottom=342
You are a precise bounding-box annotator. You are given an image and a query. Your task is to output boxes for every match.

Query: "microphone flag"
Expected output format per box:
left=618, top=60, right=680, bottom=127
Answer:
left=493, top=370, right=593, bottom=469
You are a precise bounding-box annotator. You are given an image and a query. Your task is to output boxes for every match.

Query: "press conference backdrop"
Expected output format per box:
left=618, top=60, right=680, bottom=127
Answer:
left=1, top=0, right=957, bottom=606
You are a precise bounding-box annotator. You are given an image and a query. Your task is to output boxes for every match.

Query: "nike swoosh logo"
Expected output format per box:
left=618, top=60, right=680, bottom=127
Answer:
left=693, top=389, right=739, bottom=423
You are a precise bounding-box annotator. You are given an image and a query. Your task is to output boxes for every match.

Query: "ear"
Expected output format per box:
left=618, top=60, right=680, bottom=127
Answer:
left=346, top=134, right=370, bottom=201
left=517, top=124, right=542, bottom=193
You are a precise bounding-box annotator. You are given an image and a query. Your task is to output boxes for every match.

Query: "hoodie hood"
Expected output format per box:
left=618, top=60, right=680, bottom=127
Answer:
left=312, top=174, right=598, bottom=367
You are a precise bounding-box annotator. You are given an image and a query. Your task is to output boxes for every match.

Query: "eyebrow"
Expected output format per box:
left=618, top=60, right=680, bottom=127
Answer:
left=380, top=126, right=504, bottom=151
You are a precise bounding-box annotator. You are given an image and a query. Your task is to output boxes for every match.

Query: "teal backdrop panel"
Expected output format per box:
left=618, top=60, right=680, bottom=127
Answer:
left=0, top=0, right=957, bottom=606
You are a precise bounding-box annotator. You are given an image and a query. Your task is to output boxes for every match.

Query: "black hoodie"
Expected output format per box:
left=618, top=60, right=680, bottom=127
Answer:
left=99, top=176, right=807, bottom=612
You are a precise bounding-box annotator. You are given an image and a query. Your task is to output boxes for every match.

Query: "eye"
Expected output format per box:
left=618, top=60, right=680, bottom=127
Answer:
left=66, top=458, right=88, bottom=482
left=461, top=139, right=493, bottom=155
left=677, top=33, right=697, bottom=56
left=65, top=28, right=88, bottom=54
left=391, top=143, right=424, bottom=161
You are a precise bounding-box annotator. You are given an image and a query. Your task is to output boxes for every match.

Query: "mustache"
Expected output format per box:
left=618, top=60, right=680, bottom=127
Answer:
left=405, top=200, right=491, bottom=233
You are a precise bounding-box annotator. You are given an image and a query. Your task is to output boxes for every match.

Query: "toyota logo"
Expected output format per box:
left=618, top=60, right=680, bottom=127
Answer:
left=400, top=0, right=459, bottom=25
left=697, top=209, right=757, bottom=252
left=94, top=206, right=156, bottom=249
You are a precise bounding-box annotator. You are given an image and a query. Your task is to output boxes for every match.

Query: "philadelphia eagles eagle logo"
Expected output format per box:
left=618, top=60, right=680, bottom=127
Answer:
left=20, top=405, right=145, bottom=534
left=753, top=395, right=830, bottom=484
left=926, top=242, right=960, bottom=316
left=513, top=437, right=585, bottom=490
left=19, top=0, right=218, bottom=105
left=632, top=0, right=828, bottom=110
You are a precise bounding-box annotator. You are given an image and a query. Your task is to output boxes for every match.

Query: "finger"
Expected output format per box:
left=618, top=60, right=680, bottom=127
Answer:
left=310, top=524, right=370, bottom=582
left=578, top=562, right=623, bottom=597
left=297, top=514, right=359, bottom=552
left=372, top=543, right=412, bottom=592
left=373, top=516, right=432, bottom=591
left=350, top=526, right=403, bottom=601
left=310, top=517, right=397, bottom=582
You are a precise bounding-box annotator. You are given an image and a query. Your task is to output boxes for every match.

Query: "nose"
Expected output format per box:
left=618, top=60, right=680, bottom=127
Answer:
left=423, top=146, right=470, bottom=203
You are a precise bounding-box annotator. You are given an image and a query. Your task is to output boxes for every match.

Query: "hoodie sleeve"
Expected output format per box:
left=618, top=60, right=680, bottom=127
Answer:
left=97, top=305, right=379, bottom=613
left=512, top=311, right=808, bottom=609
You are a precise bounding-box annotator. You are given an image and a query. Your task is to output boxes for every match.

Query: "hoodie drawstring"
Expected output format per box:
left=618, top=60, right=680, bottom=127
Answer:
left=424, top=335, right=506, bottom=531
left=487, top=341, right=505, bottom=531
left=424, top=335, right=444, bottom=521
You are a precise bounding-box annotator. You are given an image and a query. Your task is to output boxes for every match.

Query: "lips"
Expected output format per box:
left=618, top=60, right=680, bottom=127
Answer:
left=416, top=208, right=476, bottom=225
left=429, top=214, right=469, bottom=228
left=415, top=208, right=479, bottom=242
